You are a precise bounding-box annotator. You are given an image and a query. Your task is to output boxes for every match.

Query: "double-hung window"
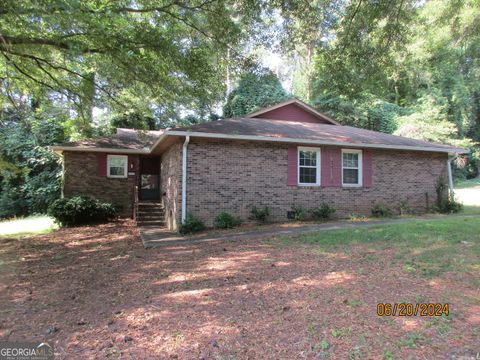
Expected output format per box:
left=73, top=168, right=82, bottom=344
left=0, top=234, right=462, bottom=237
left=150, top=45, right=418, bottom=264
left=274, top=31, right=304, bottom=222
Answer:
left=298, top=147, right=321, bottom=186
left=342, top=149, right=362, bottom=187
left=107, top=155, right=128, bottom=178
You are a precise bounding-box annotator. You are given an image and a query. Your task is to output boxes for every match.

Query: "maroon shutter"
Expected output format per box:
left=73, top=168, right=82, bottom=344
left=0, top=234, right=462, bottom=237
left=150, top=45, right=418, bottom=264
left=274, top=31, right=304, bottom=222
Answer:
left=331, top=148, right=342, bottom=187
left=96, top=153, right=107, bottom=177
left=287, top=147, right=298, bottom=186
left=363, top=150, right=373, bottom=188
left=321, top=148, right=332, bottom=187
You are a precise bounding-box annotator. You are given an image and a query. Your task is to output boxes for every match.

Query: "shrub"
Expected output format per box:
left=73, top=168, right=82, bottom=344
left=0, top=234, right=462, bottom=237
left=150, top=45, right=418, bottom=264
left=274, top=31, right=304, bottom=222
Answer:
left=437, top=196, right=463, bottom=214
left=435, top=176, right=448, bottom=210
left=48, top=196, right=116, bottom=226
left=434, top=176, right=463, bottom=213
left=250, top=206, right=271, bottom=223
left=398, top=200, right=412, bottom=215
left=311, top=203, right=336, bottom=220
left=290, top=205, right=308, bottom=221
left=214, top=212, right=242, bottom=229
left=179, top=214, right=205, bottom=235
left=371, top=203, right=392, bottom=217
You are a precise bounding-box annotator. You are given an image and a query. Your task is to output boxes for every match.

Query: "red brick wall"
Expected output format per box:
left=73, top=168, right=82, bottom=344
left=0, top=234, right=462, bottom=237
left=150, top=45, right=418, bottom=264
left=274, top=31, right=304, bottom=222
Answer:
left=63, top=151, right=136, bottom=217
left=186, top=138, right=448, bottom=227
left=160, top=142, right=182, bottom=230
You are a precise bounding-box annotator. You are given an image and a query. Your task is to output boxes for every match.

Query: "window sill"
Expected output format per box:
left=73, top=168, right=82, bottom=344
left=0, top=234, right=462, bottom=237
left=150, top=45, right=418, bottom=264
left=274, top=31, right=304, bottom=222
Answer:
left=342, top=184, right=363, bottom=188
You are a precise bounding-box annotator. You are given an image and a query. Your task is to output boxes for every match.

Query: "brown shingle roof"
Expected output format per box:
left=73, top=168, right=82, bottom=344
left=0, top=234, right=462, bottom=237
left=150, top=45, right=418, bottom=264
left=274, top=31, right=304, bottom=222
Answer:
left=172, top=118, right=464, bottom=153
left=54, top=128, right=164, bottom=152
left=53, top=118, right=467, bottom=154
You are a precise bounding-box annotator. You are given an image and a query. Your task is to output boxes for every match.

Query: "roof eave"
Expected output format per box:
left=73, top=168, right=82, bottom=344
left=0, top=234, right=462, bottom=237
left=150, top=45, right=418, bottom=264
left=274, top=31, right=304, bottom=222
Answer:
left=155, top=130, right=468, bottom=155
left=51, top=146, right=150, bottom=155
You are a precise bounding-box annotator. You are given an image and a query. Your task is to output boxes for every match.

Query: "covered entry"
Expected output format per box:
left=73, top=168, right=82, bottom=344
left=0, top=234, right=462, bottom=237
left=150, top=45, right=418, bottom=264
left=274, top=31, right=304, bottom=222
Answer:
left=139, top=157, right=160, bottom=201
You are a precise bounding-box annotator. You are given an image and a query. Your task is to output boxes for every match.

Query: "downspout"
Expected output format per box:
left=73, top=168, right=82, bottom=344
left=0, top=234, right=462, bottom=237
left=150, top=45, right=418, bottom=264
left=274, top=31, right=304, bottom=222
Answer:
left=181, top=135, right=190, bottom=224
left=447, top=155, right=455, bottom=197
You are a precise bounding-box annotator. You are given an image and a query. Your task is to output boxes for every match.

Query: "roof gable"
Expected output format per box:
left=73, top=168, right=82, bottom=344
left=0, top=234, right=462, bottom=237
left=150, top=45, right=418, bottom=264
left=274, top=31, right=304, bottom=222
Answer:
left=246, top=99, right=339, bottom=125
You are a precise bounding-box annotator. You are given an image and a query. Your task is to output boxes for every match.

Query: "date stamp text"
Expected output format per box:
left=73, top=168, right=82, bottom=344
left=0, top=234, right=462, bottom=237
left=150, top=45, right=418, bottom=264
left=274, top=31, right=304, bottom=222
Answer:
left=377, top=303, right=449, bottom=317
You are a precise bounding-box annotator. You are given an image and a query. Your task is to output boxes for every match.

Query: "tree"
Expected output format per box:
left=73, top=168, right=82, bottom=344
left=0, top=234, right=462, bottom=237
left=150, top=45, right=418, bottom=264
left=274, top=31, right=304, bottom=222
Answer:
left=111, top=112, right=157, bottom=131
left=0, top=105, right=66, bottom=218
left=223, top=68, right=291, bottom=117
left=0, top=0, right=265, bottom=135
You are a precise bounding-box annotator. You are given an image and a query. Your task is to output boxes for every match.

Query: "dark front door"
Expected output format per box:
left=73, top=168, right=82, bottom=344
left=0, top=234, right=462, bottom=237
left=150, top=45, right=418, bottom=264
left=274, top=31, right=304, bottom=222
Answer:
left=139, top=158, right=160, bottom=201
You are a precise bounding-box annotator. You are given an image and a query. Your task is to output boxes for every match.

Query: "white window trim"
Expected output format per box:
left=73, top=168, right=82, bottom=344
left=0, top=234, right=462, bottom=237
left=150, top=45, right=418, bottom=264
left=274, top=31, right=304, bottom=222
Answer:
left=107, top=155, right=128, bottom=179
left=298, top=146, right=321, bottom=186
left=342, top=149, right=363, bottom=187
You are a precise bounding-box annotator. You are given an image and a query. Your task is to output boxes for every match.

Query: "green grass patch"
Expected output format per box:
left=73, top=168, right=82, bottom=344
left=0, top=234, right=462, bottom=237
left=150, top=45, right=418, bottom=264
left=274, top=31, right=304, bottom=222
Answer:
left=461, top=205, right=480, bottom=215
left=0, top=216, right=58, bottom=237
left=280, top=216, right=480, bottom=277
left=455, top=178, right=480, bottom=189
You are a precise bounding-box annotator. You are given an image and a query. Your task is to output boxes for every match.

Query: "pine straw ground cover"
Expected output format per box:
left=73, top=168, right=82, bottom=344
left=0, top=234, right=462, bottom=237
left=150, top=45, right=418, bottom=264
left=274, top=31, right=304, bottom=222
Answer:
left=0, top=217, right=478, bottom=359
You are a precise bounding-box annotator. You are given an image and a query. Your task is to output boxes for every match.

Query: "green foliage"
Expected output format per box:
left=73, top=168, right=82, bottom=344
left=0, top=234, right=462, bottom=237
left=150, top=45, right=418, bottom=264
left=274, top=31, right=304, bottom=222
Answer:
left=398, top=200, right=412, bottom=216
left=214, top=212, right=242, bottom=229
left=435, top=177, right=463, bottom=213
left=290, top=205, right=308, bottom=221
left=371, top=203, right=393, bottom=217
left=453, top=148, right=479, bottom=180
left=309, top=0, right=480, bottom=151
left=394, top=94, right=458, bottom=144
left=250, top=206, right=271, bottom=223
left=223, top=68, right=291, bottom=118
left=179, top=214, right=205, bottom=235
left=313, top=94, right=399, bottom=134
left=0, top=106, right=65, bottom=218
left=0, top=1, right=268, bottom=134
left=311, top=203, right=336, bottom=220
left=111, top=112, right=157, bottom=131
left=48, top=196, right=116, bottom=227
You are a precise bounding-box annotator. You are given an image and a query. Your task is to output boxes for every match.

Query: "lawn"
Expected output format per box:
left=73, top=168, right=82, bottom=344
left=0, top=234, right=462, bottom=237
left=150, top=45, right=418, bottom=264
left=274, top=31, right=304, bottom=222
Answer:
left=455, top=178, right=480, bottom=209
left=0, top=216, right=478, bottom=359
left=0, top=215, right=58, bottom=237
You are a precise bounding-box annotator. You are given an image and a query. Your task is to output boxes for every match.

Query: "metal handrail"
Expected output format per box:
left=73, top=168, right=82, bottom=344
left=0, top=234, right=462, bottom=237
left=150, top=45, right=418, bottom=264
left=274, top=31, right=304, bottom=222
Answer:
left=133, top=185, right=139, bottom=221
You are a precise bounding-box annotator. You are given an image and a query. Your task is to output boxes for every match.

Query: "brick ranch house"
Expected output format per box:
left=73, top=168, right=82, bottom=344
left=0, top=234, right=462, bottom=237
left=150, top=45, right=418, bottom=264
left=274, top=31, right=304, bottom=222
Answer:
left=53, top=99, right=467, bottom=230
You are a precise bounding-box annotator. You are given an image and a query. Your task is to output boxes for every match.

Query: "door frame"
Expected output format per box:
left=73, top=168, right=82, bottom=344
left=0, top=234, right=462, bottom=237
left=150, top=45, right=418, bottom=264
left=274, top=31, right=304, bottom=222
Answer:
left=138, top=157, right=160, bottom=201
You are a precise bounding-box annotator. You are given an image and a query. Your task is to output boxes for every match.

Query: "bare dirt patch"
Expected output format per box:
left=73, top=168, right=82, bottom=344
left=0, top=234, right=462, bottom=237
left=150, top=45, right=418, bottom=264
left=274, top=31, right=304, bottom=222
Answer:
left=0, top=220, right=478, bottom=359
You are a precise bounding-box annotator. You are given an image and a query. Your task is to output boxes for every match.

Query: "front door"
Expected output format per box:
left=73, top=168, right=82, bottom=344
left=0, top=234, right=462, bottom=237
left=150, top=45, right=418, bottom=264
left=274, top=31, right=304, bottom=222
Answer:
left=139, top=158, right=160, bottom=201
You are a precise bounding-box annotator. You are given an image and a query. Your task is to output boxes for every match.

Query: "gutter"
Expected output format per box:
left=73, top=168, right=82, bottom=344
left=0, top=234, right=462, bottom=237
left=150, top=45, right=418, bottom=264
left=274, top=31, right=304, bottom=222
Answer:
left=447, top=155, right=456, bottom=197
left=181, top=135, right=190, bottom=224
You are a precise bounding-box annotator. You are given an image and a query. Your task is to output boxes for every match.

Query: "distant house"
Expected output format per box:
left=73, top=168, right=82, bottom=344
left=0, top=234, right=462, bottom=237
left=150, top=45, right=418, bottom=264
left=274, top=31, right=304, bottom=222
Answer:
left=53, top=99, right=467, bottom=230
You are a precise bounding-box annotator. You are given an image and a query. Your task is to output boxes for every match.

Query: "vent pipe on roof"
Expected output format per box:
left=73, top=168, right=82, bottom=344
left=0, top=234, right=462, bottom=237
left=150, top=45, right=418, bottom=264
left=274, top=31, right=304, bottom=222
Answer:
left=181, top=135, right=190, bottom=224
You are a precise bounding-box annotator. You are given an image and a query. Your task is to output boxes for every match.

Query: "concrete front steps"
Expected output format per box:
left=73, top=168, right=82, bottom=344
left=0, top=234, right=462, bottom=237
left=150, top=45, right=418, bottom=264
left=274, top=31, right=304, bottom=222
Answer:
left=136, top=201, right=166, bottom=227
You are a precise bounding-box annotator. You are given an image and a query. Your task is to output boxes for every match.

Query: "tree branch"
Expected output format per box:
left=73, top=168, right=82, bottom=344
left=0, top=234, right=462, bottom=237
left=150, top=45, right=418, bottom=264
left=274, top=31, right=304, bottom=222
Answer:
left=0, top=35, right=103, bottom=53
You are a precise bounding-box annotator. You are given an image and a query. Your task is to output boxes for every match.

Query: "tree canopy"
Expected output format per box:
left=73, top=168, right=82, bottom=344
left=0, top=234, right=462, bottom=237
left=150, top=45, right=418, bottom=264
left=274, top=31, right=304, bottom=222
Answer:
left=223, top=68, right=291, bottom=118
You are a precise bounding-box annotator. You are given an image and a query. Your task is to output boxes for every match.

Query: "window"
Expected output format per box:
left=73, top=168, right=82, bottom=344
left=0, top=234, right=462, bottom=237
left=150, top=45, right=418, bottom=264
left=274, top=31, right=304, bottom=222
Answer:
left=342, top=149, right=362, bottom=187
left=107, top=155, right=128, bottom=178
left=298, top=147, right=321, bottom=186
